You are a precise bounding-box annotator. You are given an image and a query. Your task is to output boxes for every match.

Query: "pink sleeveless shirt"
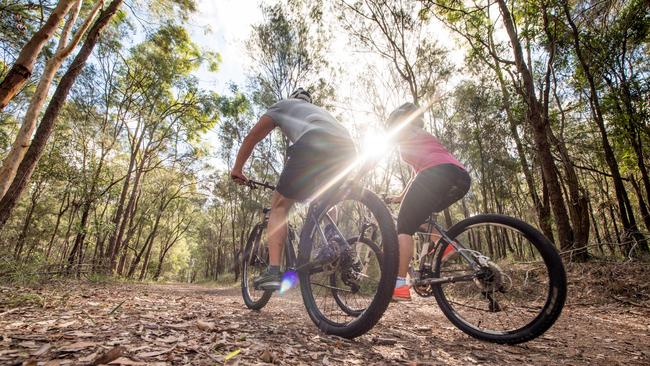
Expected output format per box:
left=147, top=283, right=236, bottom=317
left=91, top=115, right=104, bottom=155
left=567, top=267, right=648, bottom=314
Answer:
left=398, top=130, right=464, bottom=173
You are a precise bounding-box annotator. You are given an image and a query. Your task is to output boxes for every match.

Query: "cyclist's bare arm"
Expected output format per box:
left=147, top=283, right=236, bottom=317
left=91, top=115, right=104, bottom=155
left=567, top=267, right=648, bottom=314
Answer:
left=387, top=172, right=415, bottom=204
left=231, top=115, right=276, bottom=184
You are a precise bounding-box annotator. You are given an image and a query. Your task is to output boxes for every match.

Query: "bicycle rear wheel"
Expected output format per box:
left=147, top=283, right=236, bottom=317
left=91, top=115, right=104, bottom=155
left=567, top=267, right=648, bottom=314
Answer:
left=298, top=188, right=398, bottom=339
left=241, top=224, right=273, bottom=310
left=432, top=214, right=566, bottom=344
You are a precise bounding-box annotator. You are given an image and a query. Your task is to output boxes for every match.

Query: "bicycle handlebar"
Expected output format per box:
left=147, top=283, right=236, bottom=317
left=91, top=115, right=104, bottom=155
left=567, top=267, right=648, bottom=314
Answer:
left=245, top=179, right=276, bottom=191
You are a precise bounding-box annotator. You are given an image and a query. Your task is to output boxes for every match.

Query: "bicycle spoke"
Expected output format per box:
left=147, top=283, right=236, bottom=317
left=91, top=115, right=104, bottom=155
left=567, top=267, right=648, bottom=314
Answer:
left=311, top=281, right=356, bottom=293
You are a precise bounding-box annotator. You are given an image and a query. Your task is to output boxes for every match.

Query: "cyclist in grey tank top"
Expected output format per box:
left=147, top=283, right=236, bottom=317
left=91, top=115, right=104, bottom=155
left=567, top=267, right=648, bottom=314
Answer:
left=231, top=88, right=356, bottom=290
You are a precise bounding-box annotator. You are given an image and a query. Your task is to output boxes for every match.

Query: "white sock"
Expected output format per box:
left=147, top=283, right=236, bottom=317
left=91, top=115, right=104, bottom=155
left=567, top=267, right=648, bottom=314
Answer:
left=395, top=277, right=408, bottom=288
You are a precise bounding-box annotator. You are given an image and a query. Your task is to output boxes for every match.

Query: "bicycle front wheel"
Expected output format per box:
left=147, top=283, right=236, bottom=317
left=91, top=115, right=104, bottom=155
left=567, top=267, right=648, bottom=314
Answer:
left=298, top=188, right=398, bottom=339
left=432, top=214, right=566, bottom=344
left=241, top=224, right=273, bottom=310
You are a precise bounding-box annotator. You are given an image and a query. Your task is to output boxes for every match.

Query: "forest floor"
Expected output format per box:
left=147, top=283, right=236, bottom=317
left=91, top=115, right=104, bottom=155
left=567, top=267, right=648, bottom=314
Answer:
left=1, top=262, right=649, bottom=365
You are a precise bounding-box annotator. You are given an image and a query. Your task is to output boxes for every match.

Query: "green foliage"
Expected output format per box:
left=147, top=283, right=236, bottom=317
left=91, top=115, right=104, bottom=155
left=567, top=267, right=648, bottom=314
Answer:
left=248, top=2, right=335, bottom=107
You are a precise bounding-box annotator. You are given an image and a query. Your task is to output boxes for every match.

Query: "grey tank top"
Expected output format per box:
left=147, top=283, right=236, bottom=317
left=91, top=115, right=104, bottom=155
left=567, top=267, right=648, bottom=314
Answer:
left=264, top=99, right=351, bottom=143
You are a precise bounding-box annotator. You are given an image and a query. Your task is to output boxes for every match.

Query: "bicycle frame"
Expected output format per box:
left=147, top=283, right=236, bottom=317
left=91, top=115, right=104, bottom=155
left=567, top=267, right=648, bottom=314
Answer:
left=419, top=218, right=483, bottom=271
left=245, top=180, right=351, bottom=275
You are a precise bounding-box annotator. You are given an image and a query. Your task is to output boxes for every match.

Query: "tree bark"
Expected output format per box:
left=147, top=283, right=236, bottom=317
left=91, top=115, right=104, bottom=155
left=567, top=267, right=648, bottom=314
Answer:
left=46, top=190, right=70, bottom=261
left=0, top=0, right=78, bottom=110
left=491, top=56, right=554, bottom=241
left=110, top=162, right=145, bottom=272
left=13, top=183, right=42, bottom=260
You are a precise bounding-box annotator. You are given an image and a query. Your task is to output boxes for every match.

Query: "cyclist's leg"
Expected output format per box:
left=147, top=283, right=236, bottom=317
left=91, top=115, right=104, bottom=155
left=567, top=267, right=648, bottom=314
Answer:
left=267, top=191, right=295, bottom=266
left=253, top=146, right=310, bottom=290
left=254, top=192, right=295, bottom=291
left=394, top=175, right=436, bottom=300
left=394, top=165, right=471, bottom=299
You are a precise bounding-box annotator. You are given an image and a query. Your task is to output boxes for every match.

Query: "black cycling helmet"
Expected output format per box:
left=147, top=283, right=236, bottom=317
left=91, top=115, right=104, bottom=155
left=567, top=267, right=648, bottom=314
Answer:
left=386, top=102, right=424, bottom=129
left=289, top=87, right=312, bottom=103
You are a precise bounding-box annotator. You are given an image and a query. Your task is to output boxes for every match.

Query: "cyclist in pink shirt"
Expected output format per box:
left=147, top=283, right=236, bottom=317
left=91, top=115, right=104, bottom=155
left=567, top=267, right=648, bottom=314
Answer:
left=385, top=102, right=471, bottom=301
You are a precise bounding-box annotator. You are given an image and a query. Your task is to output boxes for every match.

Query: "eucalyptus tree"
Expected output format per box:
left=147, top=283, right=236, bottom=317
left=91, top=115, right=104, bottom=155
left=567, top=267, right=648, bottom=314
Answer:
left=248, top=2, right=333, bottom=106
left=338, top=0, right=453, bottom=105
left=561, top=0, right=648, bottom=252
left=102, top=24, right=218, bottom=273
left=0, top=0, right=80, bottom=110
left=0, top=0, right=104, bottom=200
left=415, top=0, right=594, bottom=257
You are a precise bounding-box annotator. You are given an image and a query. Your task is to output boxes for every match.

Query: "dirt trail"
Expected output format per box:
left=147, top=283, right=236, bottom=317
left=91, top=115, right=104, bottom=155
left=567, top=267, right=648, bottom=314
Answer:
left=1, top=282, right=649, bottom=365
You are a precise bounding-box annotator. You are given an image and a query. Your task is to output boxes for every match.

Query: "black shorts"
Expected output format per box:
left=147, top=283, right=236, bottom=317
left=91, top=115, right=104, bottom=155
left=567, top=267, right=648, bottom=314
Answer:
left=397, top=164, right=471, bottom=235
left=276, top=131, right=356, bottom=201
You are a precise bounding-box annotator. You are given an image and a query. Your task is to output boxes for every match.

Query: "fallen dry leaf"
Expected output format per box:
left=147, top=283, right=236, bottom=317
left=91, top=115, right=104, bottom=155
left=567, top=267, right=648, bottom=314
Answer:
left=137, top=347, right=174, bottom=358
left=196, top=319, right=215, bottom=331
left=108, top=356, right=146, bottom=365
left=30, top=343, right=51, bottom=357
left=92, top=346, right=126, bottom=365
left=79, top=351, right=99, bottom=363
left=372, top=337, right=398, bottom=345
left=60, top=341, right=96, bottom=352
left=66, top=331, right=94, bottom=338
left=224, top=348, right=241, bottom=362
left=57, top=320, right=76, bottom=328
left=260, top=349, right=274, bottom=363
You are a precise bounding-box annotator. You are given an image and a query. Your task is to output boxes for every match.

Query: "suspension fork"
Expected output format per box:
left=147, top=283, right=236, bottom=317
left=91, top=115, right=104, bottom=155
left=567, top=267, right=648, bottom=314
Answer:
left=291, top=203, right=338, bottom=274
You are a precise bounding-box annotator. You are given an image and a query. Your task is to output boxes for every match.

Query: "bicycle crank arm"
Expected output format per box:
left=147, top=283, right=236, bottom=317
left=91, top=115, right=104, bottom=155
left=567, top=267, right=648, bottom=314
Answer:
left=415, top=274, right=476, bottom=286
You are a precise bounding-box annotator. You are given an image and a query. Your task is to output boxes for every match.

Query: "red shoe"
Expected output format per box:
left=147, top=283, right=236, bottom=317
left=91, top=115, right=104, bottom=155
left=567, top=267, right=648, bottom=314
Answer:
left=392, top=285, right=411, bottom=301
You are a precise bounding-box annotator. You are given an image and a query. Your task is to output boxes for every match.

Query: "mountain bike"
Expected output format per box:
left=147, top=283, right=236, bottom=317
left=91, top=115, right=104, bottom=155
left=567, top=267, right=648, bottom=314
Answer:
left=384, top=206, right=566, bottom=344
left=240, top=179, right=398, bottom=339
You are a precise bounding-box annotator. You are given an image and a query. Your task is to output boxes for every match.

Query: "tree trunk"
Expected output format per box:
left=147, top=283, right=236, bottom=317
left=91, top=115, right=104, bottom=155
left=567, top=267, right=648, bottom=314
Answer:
left=0, top=0, right=125, bottom=230
left=128, top=196, right=168, bottom=278
left=493, top=60, right=554, bottom=241
left=104, top=156, right=134, bottom=272
left=139, top=234, right=155, bottom=281
left=13, top=186, right=40, bottom=260
left=46, top=190, right=70, bottom=261
left=630, top=177, right=650, bottom=252
left=497, top=0, right=575, bottom=251
left=58, top=199, right=79, bottom=269
left=0, top=0, right=103, bottom=199
left=66, top=201, right=92, bottom=272
left=0, top=0, right=78, bottom=110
